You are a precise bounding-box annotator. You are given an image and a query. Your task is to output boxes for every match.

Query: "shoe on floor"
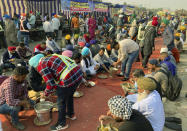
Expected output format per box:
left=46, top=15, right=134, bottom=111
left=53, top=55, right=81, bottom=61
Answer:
left=50, top=124, right=69, bottom=131
left=116, top=73, right=124, bottom=77
left=165, top=117, right=182, bottom=124
left=66, top=114, right=77, bottom=120
left=12, top=122, right=25, bottom=130
left=121, top=77, right=129, bottom=81
left=164, top=121, right=182, bottom=131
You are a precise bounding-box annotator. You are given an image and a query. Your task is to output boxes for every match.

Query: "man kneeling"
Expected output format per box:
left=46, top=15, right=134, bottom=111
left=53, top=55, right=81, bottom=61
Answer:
left=0, top=66, right=32, bottom=130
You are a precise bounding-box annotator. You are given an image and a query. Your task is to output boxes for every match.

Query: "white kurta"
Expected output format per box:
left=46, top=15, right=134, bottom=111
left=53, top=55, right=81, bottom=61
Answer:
left=81, top=57, right=99, bottom=75
left=128, top=91, right=165, bottom=131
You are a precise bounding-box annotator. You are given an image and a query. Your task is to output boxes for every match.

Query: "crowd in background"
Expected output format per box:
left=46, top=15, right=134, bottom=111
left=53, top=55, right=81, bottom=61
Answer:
left=0, top=9, right=186, bottom=131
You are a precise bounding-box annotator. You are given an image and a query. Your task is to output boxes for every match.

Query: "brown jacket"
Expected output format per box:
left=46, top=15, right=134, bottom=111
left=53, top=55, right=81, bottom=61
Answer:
left=153, top=68, right=168, bottom=92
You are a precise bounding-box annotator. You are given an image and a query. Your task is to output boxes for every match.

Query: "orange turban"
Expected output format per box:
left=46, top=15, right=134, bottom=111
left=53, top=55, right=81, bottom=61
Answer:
left=106, top=44, right=111, bottom=51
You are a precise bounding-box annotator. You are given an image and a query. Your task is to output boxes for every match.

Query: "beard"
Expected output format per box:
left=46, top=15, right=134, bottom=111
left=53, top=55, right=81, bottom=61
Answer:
left=137, top=91, right=149, bottom=102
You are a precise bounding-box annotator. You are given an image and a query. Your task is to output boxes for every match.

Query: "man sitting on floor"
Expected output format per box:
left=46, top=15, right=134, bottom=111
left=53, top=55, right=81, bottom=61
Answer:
left=72, top=51, right=91, bottom=87
left=81, top=47, right=100, bottom=79
left=16, top=42, right=33, bottom=60
left=94, top=47, right=114, bottom=73
left=99, top=95, right=153, bottom=131
left=46, top=35, right=61, bottom=54
left=127, top=77, right=165, bottom=131
left=1, top=46, right=21, bottom=70
left=147, top=59, right=169, bottom=97
left=34, top=42, right=47, bottom=54
left=159, top=48, right=176, bottom=76
left=0, top=66, right=33, bottom=130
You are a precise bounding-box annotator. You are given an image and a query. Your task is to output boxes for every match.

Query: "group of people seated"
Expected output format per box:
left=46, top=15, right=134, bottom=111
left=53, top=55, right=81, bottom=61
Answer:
left=0, top=12, right=185, bottom=131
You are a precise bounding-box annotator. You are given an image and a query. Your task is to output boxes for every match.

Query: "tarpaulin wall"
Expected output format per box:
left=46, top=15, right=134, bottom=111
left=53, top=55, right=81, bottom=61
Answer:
left=0, top=0, right=28, bottom=20
left=27, top=0, right=61, bottom=17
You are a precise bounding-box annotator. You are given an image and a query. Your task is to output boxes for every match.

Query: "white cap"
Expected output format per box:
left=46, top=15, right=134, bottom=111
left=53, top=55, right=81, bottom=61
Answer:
left=160, top=48, right=168, bottom=53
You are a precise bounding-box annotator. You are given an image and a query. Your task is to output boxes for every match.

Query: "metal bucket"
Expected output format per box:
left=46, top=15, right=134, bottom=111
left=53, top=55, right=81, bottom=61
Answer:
left=34, top=101, right=54, bottom=126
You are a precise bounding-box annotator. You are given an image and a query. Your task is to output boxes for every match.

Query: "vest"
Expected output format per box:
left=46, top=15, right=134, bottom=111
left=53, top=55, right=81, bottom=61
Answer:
left=19, top=19, right=29, bottom=35
left=53, top=54, right=77, bottom=80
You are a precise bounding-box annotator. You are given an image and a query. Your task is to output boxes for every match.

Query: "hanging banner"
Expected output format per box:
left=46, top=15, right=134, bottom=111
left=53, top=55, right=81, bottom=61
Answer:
left=88, top=1, right=95, bottom=12
left=61, top=0, right=71, bottom=11
left=94, top=3, right=108, bottom=12
left=70, top=1, right=90, bottom=12
left=125, top=6, right=135, bottom=15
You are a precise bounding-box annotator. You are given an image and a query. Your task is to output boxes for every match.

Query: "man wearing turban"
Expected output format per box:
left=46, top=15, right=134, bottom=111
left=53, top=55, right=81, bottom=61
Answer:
left=81, top=47, right=100, bottom=78
left=98, top=95, right=153, bottom=131
left=1, top=46, right=21, bottom=71
left=4, top=15, right=17, bottom=46
left=126, top=77, right=165, bottom=131
left=29, top=54, right=83, bottom=131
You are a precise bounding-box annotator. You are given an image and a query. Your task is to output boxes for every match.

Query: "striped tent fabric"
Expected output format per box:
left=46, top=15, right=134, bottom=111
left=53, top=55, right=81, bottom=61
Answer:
left=27, top=0, right=61, bottom=17
left=0, top=0, right=28, bottom=20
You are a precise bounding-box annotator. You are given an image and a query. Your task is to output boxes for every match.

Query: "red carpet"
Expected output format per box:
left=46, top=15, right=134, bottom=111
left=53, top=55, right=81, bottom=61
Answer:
left=0, top=37, right=163, bottom=131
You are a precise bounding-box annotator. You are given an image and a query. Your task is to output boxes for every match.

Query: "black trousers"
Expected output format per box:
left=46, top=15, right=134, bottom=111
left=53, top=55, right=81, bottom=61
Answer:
left=56, top=81, right=81, bottom=125
left=142, top=54, right=151, bottom=67
left=0, top=34, right=7, bottom=49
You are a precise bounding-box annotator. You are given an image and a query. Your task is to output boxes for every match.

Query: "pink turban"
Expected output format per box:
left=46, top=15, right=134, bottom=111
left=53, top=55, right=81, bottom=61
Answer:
left=62, top=50, right=73, bottom=58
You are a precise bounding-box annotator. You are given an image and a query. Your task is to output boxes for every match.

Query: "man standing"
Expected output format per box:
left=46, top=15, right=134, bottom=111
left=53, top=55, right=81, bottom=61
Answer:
left=18, top=13, right=31, bottom=46
left=141, top=21, right=157, bottom=68
left=0, top=22, right=7, bottom=49
left=116, top=14, right=124, bottom=34
left=52, top=15, right=60, bottom=40
left=162, top=18, right=180, bottom=63
left=88, top=15, right=96, bottom=40
left=29, top=54, right=83, bottom=131
left=43, top=16, right=54, bottom=38
left=0, top=66, right=31, bottom=130
left=71, top=13, right=79, bottom=34
left=113, top=39, right=139, bottom=81
left=29, top=11, right=36, bottom=28
left=4, top=15, right=17, bottom=46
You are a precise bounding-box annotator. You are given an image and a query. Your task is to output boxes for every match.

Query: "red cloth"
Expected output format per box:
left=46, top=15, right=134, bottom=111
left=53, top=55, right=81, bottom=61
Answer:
left=152, top=20, right=158, bottom=26
left=34, top=44, right=46, bottom=52
left=171, top=47, right=180, bottom=63
left=8, top=46, right=16, bottom=51
left=83, top=34, right=91, bottom=43
left=104, top=17, right=107, bottom=23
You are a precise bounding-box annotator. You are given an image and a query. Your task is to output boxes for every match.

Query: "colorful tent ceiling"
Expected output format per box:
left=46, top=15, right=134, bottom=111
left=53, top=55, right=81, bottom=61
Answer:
left=0, top=0, right=112, bottom=20
left=0, top=0, right=27, bottom=20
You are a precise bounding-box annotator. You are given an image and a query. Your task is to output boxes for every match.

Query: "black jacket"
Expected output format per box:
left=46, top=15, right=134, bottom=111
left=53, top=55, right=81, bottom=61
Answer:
left=28, top=67, right=46, bottom=91
left=2, top=50, right=20, bottom=64
left=118, top=109, right=153, bottom=131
